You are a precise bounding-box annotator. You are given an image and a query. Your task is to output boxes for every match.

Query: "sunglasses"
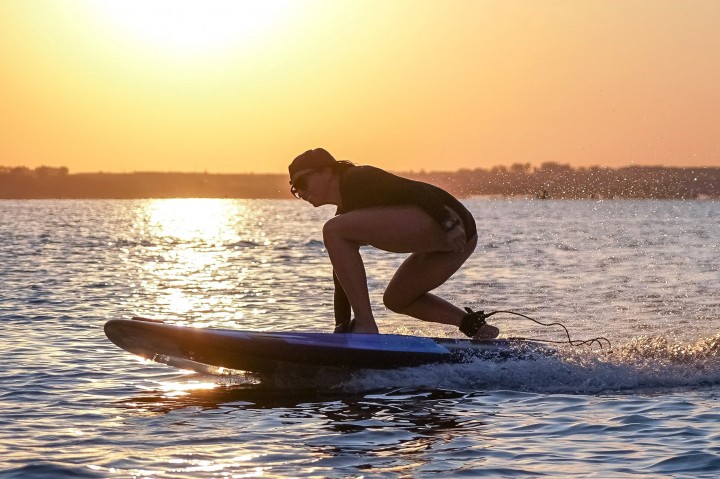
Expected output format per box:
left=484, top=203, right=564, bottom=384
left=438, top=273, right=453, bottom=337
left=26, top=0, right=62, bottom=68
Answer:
left=289, top=170, right=313, bottom=199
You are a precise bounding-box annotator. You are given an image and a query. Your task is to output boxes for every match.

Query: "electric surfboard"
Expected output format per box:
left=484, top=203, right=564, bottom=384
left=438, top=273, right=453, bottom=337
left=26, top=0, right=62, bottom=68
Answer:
left=104, top=317, right=553, bottom=375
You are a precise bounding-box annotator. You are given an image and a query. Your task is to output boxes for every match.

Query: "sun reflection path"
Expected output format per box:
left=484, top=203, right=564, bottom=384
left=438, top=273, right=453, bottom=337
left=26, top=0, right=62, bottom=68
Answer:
left=130, top=199, right=278, bottom=327
left=143, top=198, right=245, bottom=244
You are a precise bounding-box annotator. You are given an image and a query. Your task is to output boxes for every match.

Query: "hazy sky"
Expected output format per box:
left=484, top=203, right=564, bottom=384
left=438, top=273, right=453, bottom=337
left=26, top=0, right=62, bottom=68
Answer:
left=1, top=0, right=719, bottom=173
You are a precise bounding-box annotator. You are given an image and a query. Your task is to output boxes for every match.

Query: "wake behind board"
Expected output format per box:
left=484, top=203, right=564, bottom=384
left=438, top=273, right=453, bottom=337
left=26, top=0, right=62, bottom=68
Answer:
left=104, top=318, right=553, bottom=375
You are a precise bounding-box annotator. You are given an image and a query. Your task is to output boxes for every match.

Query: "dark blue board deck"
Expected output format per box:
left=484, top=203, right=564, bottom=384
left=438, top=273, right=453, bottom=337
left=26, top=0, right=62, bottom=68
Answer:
left=104, top=317, right=552, bottom=375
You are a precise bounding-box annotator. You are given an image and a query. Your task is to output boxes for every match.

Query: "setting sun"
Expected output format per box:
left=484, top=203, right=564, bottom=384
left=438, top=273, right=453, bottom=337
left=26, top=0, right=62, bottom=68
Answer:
left=92, top=0, right=293, bottom=55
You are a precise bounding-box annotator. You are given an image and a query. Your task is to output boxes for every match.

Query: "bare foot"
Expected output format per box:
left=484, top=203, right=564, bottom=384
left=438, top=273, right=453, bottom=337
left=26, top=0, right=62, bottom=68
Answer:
left=350, top=320, right=379, bottom=334
left=473, top=324, right=499, bottom=340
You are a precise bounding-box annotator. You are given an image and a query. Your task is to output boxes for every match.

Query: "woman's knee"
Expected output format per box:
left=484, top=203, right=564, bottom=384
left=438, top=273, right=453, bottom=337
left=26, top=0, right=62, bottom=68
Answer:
left=323, top=215, right=359, bottom=240
left=383, top=288, right=412, bottom=314
left=322, top=216, right=346, bottom=245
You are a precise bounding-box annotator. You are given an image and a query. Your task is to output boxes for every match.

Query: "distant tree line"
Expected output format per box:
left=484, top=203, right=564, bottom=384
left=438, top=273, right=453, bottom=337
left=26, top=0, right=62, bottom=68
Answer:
left=0, top=167, right=289, bottom=199
left=415, top=163, right=720, bottom=199
left=1, top=163, right=719, bottom=199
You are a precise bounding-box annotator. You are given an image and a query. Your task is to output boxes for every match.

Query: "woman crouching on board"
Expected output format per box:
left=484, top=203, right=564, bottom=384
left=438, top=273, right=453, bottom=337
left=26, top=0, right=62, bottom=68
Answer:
left=289, top=148, right=499, bottom=340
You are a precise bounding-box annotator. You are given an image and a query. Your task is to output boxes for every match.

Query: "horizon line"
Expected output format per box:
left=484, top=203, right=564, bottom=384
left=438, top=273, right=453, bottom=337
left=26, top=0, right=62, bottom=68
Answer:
left=5, top=163, right=720, bottom=176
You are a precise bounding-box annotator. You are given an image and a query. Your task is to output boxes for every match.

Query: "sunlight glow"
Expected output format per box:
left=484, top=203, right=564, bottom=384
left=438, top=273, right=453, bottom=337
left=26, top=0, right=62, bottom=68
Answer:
left=158, top=380, right=217, bottom=397
left=144, top=198, right=241, bottom=242
left=94, top=0, right=292, bottom=54
left=138, top=199, right=245, bottom=316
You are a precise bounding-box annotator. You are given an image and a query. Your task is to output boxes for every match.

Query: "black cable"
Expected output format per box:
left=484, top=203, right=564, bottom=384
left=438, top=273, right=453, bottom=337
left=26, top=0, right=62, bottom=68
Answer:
left=485, top=310, right=612, bottom=349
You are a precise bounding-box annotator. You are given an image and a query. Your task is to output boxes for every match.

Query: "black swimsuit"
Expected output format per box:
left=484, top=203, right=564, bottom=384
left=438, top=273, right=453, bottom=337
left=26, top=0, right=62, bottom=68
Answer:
left=332, top=166, right=477, bottom=325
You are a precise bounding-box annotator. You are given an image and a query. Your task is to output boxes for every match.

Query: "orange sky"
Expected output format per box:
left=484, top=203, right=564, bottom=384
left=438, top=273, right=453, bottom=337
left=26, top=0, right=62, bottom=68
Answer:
left=1, top=0, right=719, bottom=173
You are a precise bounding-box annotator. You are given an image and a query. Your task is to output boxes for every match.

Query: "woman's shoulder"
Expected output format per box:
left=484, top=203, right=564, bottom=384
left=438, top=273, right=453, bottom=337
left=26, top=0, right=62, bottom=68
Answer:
left=343, top=164, right=382, bottom=176
left=338, top=165, right=400, bottom=209
left=341, top=165, right=397, bottom=184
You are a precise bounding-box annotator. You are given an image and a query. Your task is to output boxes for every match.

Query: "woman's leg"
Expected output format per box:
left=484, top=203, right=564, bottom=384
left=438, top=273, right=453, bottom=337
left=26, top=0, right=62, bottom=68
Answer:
left=322, top=226, right=378, bottom=333
left=384, top=240, right=499, bottom=339
left=382, top=235, right=476, bottom=326
left=322, top=206, right=486, bottom=335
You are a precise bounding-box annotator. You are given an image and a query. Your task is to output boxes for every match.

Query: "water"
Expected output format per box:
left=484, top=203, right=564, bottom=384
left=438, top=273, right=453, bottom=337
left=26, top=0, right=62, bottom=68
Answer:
left=1, top=198, right=719, bottom=478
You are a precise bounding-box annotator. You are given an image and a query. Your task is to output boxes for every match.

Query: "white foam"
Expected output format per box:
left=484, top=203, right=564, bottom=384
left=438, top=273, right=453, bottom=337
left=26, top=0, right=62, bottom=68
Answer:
left=333, top=333, right=720, bottom=394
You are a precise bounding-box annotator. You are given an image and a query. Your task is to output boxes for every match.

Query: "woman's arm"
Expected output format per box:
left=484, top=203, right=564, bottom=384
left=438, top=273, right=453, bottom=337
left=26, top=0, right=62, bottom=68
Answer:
left=333, top=271, right=351, bottom=327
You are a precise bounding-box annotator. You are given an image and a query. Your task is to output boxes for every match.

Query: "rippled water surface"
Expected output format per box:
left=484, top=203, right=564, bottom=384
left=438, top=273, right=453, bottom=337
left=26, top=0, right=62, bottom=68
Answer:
left=1, top=198, right=719, bottom=478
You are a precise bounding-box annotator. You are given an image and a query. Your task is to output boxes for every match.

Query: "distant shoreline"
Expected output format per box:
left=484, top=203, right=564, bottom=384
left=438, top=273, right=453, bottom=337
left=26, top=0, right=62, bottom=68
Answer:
left=2, top=165, right=719, bottom=200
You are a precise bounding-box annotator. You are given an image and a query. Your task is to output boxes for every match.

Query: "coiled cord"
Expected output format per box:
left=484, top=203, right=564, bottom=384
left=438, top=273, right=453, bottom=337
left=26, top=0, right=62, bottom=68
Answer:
left=484, top=310, right=612, bottom=349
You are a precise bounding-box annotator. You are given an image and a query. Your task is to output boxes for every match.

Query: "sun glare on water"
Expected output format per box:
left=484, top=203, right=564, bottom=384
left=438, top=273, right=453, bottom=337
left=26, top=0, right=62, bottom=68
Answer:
left=93, top=0, right=292, bottom=54
left=144, top=198, right=243, bottom=243
left=135, top=199, right=254, bottom=319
